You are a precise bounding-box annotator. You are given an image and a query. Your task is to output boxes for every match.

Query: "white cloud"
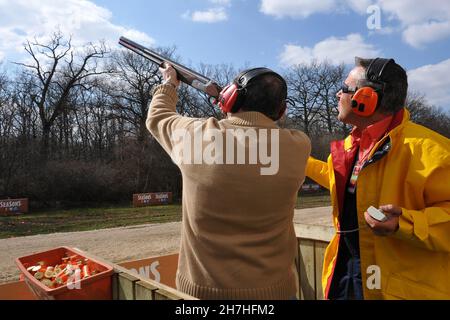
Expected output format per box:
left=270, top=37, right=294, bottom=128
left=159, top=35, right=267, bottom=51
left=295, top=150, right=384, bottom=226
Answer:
left=209, top=0, right=231, bottom=5
left=182, top=0, right=231, bottom=23
left=260, top=0, right=450, bottom=48
left=280, top=45, right=313, bottom=66
left=279, top=33, right=380, bottom=66
left=402, top=21, right=450, bottom=49
left=0, top=0, right=155, bottom=61
left=345, top=0, right=374, bottom=15
left=183, top=7, right=228, bottom=23
left=378, top=0, right=450, bottom=25
left=260, top=0, right=450, bottom=24
left=260, top=0, right=336, bottom=19
left=378, top=0, right=450, bottom=48
left=259, top=0, right=377, bottom=18
left=408, top=58, right=450, bottom=110
left=369, top=26, right=396, bottom=36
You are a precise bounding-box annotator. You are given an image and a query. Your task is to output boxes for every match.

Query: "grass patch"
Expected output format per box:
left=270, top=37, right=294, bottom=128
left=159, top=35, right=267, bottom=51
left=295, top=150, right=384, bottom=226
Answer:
left=296, top=193, right=331, bottom=209
left=0, top=205, right=182, bottom=239
left=0, top=194, right=331, bottom=239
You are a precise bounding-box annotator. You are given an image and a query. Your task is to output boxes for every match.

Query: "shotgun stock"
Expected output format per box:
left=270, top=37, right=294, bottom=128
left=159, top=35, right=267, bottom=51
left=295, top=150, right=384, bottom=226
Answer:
left=119, top=37, right=222, bottom=98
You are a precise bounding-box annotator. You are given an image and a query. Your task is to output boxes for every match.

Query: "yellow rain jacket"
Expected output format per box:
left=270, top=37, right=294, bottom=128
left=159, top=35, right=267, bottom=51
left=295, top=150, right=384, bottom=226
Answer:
left=306, top=109, right=450, bottom=300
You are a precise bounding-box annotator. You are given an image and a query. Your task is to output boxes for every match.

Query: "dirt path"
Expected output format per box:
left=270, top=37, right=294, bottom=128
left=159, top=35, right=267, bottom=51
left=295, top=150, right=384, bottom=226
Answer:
left=0, top=207, right=333, bottom=285
left=0, top=222, right=182, bottom=284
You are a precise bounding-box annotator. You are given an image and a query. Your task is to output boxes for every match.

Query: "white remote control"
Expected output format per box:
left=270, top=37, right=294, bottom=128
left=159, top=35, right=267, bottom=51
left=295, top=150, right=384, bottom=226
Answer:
left=367, top=206, right=388, bottom=222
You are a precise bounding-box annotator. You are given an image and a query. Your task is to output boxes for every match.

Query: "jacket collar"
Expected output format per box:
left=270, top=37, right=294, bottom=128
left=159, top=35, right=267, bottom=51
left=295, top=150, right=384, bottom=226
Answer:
left=351, top=114, right=394, bottom=145
left=331, top=108, right=409, bottom=218
left=343, top=108, right=409, bottom=151
left=387, top=108, right=409, bottom=138
left=226, top=112, right=278, bottom=128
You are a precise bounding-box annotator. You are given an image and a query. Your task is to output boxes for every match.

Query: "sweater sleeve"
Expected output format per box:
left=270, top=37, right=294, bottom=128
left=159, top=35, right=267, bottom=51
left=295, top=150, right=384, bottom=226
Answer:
left=146, top=84, right=199, bottom=155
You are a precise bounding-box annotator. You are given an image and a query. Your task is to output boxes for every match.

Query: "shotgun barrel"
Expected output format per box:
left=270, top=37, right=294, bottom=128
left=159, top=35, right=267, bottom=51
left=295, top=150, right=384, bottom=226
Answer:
left=119, top=37, right=222, bottom=98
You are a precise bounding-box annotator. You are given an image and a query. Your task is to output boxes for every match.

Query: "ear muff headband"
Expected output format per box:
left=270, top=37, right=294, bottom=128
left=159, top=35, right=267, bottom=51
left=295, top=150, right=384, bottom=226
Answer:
left=218, top=67, right=287, bottom=114
left=351, top=58, right=394, bottom=117
left=366, top=58, right=394, bottom=83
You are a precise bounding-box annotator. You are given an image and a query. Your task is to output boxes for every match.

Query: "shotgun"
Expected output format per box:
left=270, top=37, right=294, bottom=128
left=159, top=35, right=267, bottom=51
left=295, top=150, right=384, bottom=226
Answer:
left=119, top=37, right=222, bottom=98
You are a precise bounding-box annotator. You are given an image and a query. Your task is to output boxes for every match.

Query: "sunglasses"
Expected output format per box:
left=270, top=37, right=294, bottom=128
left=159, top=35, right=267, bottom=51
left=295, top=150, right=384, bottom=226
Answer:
left=340, top=83, right=358, bottom=94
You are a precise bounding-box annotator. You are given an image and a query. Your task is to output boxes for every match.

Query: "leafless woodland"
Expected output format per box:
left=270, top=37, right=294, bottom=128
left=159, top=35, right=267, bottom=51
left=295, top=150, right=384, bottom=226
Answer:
left=1, top=33, right=448, bottom=207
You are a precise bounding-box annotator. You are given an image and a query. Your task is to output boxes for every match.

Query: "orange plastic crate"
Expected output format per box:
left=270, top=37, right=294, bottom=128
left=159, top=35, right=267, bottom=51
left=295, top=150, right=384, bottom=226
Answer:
left=16, top=247, right=114, bottom=300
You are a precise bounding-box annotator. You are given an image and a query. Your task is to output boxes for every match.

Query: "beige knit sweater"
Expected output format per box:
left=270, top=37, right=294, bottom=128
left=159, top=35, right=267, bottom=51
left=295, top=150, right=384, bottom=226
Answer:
left=147, top=84, right=311, bottom=300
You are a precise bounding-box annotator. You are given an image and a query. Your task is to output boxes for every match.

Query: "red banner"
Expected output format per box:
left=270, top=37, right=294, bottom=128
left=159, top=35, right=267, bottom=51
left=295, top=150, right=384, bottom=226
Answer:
left=119, top=253, right=178, bottom=288
left=0, top=198, right=29, bottom=215
left=132, top=192, right=173, bottom=207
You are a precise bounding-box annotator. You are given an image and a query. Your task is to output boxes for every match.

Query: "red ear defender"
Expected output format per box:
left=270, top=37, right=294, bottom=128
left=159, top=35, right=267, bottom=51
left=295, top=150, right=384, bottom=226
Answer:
left=276, top=103, right=287, bottom=121
left=218, top=84, right=239, bottom=113
left=351, top=87, right=379, bottom=117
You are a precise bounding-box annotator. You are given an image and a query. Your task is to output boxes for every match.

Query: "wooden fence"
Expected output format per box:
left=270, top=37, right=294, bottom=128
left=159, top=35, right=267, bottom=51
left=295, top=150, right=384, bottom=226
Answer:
left=109, top=206, right=334, bottom=301
left=294, top=206, right=334, bottom=300
left=71, top=248, right=198, bottom=300
left=2, top=207, right=333, bottom=300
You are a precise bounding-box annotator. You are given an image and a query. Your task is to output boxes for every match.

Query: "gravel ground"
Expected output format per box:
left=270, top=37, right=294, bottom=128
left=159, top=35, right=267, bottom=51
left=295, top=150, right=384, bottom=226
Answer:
left=0, top=222, right=182, bottom=284
left=0, top=207, right=333, bottom=285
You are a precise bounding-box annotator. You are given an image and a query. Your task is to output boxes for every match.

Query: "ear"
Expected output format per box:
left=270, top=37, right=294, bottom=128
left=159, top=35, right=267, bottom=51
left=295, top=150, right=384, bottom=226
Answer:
left=275, top=102, right=287, bottom=121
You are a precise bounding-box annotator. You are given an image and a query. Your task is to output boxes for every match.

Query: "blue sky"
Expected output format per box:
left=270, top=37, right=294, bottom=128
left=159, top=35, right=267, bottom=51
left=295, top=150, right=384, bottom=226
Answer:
left=0, top=0, right=449, bottom=110
left=93, top=0, right=449, bottom=70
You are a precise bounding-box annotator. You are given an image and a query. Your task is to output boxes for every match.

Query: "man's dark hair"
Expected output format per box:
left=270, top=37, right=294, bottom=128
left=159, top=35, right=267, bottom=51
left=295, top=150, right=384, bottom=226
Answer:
left=355, top=57, right=408, bottom=114
left=237, top=73, right=287, bottom=120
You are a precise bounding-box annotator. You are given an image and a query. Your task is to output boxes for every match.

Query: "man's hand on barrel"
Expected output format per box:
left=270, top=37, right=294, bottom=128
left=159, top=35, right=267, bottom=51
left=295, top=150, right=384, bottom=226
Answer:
left=159, top=63, right=180, bottom=89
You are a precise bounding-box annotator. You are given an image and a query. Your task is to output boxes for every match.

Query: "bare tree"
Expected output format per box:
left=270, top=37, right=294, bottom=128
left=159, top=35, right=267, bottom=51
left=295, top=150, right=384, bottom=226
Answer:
left=316, top=62, right=346, bottom=135
left=14, top=31, right=111, bottom=159
left=192, top=63, right=240, bottom=118
left=406, top=91, right=450, bottom=137
left=0, top=72, right=10, bottom=141
left=109, top=47, right=178, bottom=143
left=9, top=72, right=40, bottom=144
left=284, top=61, right=324, bottom=136
left=108, top=47, right=184, bottom=192
left=70, top=80, right=116, bottom=159
left=5, top=31, right=449, bottom=207
left=0, top=73, right=21, bottom=196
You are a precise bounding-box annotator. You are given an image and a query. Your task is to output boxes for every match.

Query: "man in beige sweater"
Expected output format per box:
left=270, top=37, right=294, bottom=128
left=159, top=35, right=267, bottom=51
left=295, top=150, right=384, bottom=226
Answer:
left=146, top=64, right=311, bottom=300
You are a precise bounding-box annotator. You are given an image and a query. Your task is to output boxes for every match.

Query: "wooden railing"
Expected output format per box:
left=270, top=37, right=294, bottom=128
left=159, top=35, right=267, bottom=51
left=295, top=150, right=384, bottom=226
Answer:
left=72, top=207, right=335, bottom=301
left=72, top=248, right=198, bottom=300
left=1, top=207, right=333, bottom=300
left=294, top=206, right=333, bottom=300
left=108, top=206, right=334, bottom=301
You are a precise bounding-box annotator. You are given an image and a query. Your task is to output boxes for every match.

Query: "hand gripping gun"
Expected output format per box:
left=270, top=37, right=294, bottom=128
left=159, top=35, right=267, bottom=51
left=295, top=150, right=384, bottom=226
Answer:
left=119, top=37, right=222, bottom=99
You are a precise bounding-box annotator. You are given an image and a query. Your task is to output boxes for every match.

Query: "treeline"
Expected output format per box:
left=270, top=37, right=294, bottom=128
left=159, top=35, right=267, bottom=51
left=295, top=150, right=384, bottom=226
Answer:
left=0, top=32, right=449, bottom=208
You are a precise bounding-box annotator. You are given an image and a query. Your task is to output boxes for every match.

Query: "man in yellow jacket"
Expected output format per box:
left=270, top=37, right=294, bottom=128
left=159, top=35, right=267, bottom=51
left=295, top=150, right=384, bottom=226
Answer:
left=307, top=57, right=450, bottom=300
